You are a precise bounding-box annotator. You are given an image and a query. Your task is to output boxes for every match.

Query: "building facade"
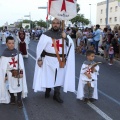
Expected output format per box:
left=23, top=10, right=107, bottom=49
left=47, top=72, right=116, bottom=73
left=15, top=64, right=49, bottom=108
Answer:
left=97, top=0, right=120, bottom=29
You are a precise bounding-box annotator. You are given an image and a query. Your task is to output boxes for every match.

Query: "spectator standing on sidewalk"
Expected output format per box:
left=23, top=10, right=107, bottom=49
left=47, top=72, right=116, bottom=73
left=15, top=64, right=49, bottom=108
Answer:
left=105, top=29, right=114, bottom=59
left=118, top=26, right=120, bottom=60
left=108, top=44, right=114, bottom=65
left=93, top=24, right=101, bottom=55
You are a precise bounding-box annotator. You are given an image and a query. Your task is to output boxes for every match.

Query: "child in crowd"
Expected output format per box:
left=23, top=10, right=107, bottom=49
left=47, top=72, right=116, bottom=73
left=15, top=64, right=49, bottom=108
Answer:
left=77, top=50, right=100, bottom=103
left=0, top=36, right=28, bottom=108
left=108, top=44, right=114, bottom=65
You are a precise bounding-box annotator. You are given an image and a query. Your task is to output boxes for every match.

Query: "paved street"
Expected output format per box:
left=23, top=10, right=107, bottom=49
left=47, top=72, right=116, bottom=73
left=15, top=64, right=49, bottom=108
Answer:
left=0, top=39, right=120, bottom=120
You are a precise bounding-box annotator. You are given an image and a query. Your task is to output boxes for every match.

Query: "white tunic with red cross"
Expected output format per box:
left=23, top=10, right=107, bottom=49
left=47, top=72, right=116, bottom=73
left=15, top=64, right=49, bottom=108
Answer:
left=0, top=54, right=28, bottom=102
left=42, top=36, right=67, bottom=87
left=77, top=63, right=100, bottom=100
left=33, top=33, right=75, bottom=92
left=6, top=56, right=23, bottom=93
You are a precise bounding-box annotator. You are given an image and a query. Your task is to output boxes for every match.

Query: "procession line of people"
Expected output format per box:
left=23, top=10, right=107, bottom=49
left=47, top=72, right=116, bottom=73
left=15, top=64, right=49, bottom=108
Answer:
left=0, top=18, right=100, bottom=109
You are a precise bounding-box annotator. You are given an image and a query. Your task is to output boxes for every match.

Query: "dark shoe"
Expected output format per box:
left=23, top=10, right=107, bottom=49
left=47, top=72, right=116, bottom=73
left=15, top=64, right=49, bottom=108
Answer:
left=83, top=98, right=89, bottom=103
left=53, top=96, right=63, bottom=103
left=45, top=92, right=50, bottom=98
left=10, top=97, right=16, bottom=105
left=17, top=100, right=23, bottom=109
left=89, top=98, right=95, bottom=103
left=45, top=88, right=51, bottom=98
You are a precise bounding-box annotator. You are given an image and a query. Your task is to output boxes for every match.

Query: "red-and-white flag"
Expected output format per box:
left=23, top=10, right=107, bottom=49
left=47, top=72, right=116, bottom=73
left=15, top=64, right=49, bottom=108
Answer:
left=48, top=0, right=77, bottom=20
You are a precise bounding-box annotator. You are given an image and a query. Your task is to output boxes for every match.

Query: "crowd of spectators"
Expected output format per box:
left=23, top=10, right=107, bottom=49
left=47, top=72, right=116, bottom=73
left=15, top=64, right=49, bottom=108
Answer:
left=65, top=24, right=120, bottom=65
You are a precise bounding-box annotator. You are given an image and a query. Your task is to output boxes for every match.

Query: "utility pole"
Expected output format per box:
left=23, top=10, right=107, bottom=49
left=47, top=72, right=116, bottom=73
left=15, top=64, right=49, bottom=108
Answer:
left=106, top=0, right=109, bottom=25
left=38, top=2, right=48, bottom=30
left=89, top=4, right=91, bottom=26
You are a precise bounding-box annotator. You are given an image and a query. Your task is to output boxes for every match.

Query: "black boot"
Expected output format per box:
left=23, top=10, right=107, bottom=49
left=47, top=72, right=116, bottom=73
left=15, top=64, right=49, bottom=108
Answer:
left=17, top=100, right=23, bottom=109
left=10, top=97, right=16, bottom=105
left=83, top=98, right=89, bottom=104
left=45, top=88, right=51, bottom=98
left=53, top=91, right=63, bottom=103
left=10, top=93, right=16, bottom=105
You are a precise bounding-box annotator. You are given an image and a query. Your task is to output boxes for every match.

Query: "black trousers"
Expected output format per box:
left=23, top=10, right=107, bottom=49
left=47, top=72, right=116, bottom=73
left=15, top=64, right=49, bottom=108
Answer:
left=10, top=92, right=22, bottom=101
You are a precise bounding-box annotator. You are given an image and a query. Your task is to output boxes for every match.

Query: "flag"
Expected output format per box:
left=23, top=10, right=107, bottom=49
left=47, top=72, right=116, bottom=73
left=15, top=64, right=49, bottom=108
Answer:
left=48, top=0, right=77, bottom=20
left=118, top=0, right=120, bottom=7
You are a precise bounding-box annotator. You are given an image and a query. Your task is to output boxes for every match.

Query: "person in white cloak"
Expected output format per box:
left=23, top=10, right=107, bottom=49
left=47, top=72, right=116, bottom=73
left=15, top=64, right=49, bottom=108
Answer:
left=33, top=18, right=75, bottom=103
left=2, top=30, right=6, bottom=44
left=0, top=36, right=28, bottom=108
left=25, top=31, right=30, bottom=48
left=77, top=50, right=100, bottom=103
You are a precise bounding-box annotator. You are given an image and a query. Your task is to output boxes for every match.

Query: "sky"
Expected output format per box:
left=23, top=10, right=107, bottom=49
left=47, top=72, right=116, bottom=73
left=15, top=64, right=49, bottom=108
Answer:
left=0, top=0, right=104, bottom=26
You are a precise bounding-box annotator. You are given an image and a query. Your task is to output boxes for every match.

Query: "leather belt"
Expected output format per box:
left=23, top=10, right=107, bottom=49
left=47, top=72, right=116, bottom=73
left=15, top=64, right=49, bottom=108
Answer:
left=45, top=52, right=66, bottom=57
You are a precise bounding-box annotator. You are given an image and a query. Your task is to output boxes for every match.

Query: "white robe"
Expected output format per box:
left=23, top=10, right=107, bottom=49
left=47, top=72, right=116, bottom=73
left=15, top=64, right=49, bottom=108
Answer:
left=25, top=32, right=30, bottom=46
left=0, top=54, right=28, bottom=104
left=2, top=32, right=6, bottom=44
left=33, top=34, right=75, bottom=93
left=77, top=64, right=99, bottom=100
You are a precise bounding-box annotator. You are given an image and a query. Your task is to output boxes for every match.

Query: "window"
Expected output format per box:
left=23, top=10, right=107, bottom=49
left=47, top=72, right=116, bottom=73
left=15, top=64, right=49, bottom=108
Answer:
left=100, top=19, right=102, bottom=23
left=105, top=18, right=106, bottom=22
left=115, top=6, right=118, bottom=11
left=109, top=18, right=112, bottom=23
left=101, top=9, right=103, bottom=14
left=114, top=17, right=117, bottom=22
left=110, top=7, right=112, bottom=12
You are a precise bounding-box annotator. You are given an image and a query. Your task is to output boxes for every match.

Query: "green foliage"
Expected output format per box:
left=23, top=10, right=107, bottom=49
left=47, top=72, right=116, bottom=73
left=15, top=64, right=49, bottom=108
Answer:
left=15, top=19, right=48, bottom=29
left=25, top=25, right=29, bottom=29
left=70, top=14, right=90, bottom=25
left=0, top=26, right=3, bottom=30
left=37, top=20, right=47, bottom=28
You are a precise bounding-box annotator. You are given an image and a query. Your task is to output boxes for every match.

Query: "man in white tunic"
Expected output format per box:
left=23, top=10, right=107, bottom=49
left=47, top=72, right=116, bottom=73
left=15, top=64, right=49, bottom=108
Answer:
left=33, top=18, right=75, bottom=103
left=0, top=36, right=28, bottom=108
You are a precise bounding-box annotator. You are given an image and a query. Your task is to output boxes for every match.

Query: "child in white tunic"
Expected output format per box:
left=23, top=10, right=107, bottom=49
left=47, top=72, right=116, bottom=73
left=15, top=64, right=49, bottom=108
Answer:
left=77, top=50, right=100, bottom=103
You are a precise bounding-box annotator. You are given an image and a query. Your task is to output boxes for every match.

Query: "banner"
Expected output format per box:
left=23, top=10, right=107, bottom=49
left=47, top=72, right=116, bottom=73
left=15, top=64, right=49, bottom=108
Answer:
left=48, top=0, right=77, bottom=20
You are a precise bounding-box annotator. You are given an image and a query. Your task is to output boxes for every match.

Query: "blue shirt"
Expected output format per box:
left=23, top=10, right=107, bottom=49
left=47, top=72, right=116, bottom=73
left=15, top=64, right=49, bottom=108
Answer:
left=94, top=29, right=101, bottom=41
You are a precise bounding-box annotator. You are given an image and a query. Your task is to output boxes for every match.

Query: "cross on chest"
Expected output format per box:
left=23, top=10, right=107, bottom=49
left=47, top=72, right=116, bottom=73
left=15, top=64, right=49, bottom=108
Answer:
left=9, top=57, right=18, bottom=68
left=87, top=68, right=92, bottom=74
left=52, top=40, right=63, bottom=51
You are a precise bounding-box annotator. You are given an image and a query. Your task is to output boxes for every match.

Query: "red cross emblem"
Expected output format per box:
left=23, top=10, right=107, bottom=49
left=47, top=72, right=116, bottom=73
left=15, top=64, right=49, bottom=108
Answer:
left=48, top=0, right=74, bottom=13
left=9, top=57, right=18, bottom=68
left=86, top=68, right=92, bottom=74
left=61, top=0, right=74, bottom=11
left=52, top=40, right=62, bottom=51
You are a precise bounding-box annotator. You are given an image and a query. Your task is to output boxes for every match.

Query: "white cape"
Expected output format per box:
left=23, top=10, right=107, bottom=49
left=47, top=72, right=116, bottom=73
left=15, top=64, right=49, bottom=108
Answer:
left=2, top=32, right=6, bottom=44
left=0, top=54, right=28, bottom=104
left=33, top=34, right=75, bottom=93
left=77, top=64, right=99, bottom=100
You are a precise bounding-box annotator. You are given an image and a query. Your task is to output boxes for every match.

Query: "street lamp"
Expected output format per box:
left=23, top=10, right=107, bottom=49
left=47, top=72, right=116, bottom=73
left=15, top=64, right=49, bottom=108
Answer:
left=38, top=2, right=48, bottom=29
left=24, top=12, right=31, bottom=29
left=89, top=4, right=91, bottom=26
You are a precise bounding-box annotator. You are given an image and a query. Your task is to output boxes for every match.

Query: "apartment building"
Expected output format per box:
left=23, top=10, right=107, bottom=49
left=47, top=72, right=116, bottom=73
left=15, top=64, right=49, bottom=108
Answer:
left=96, top=0, right=120, bottom=29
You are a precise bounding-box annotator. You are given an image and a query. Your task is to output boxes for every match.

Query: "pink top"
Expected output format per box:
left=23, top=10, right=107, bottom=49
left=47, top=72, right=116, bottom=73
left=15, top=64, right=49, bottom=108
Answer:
left=109, top=47, right=114, bottom=54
